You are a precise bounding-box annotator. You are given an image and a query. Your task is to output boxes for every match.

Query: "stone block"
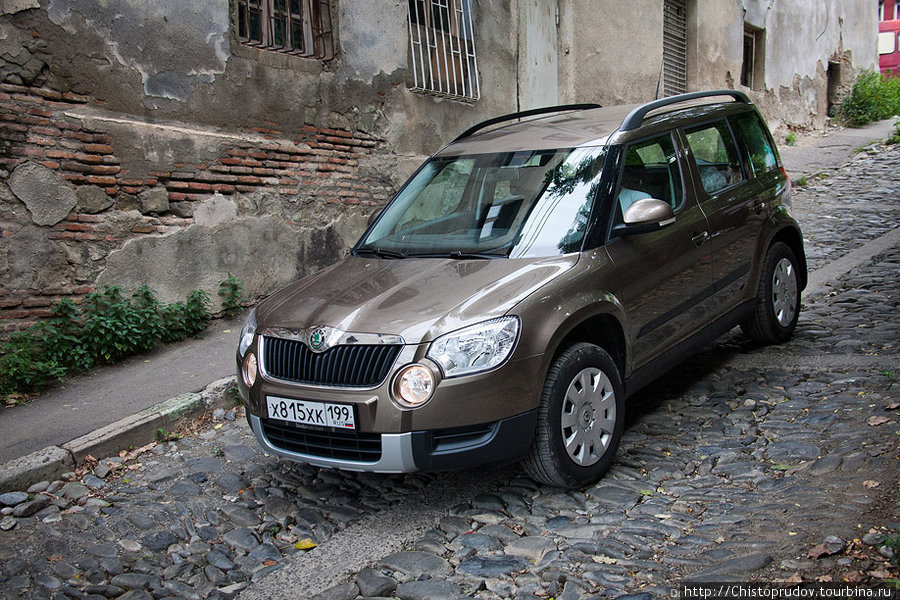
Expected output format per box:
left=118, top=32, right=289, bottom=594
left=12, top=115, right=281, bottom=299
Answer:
left=138, top=188, right=169, bottom=214
left=9, top=162, right=76, bottom=226
left=75, top=184, right=114, bottom=214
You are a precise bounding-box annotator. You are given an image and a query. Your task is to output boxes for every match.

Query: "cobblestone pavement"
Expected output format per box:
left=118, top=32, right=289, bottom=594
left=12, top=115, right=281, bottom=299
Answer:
left=1, top=144, right=898, bottom=600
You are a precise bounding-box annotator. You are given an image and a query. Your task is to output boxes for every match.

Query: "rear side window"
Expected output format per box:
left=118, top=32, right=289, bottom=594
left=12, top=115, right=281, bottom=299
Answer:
left=731, top=111, right=778, bottom=176
left=617, top=133, right=683, bottom=215
left=684, top=121, right=745, bottom=194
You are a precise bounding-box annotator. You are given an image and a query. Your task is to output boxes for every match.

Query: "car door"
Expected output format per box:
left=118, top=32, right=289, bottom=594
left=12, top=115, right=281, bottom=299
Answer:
left=603, top=132, right=714, bottom=370
left=679, top=119, right=762, bottom=321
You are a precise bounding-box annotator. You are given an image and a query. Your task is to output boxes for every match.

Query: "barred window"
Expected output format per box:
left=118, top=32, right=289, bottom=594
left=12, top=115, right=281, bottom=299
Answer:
left=407, top=0, right=480, bottom=102
left=236, top=0, right=333, bottom=59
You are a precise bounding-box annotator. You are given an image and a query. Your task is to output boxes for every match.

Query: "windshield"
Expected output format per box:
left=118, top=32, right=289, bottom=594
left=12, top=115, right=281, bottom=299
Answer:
left=357, top=146, right=607, bottom=259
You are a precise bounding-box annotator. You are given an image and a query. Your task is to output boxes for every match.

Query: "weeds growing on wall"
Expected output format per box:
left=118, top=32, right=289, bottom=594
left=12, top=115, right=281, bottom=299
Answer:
left=840, top=70, right=900, bottom=127
left=217, top=274, right=245, bottom=318
left=0, top=279, right=241, bottom=397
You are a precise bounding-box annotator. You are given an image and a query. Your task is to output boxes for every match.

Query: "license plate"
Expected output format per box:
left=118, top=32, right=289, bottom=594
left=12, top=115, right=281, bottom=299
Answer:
left=266, top=396, right=356, bottom=430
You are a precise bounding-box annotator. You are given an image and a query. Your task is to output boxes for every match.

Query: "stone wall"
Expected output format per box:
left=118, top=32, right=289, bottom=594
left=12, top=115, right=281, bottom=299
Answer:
left=0, top=82, right=391, bottom=334
left=0, top=0, right=880, bottom=337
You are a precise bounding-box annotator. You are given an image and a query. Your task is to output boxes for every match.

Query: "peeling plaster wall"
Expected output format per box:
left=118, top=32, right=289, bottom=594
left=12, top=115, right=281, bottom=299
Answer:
left=0, top=0, right=881, bottom=334
left=46, top=0, right=230, bottom=102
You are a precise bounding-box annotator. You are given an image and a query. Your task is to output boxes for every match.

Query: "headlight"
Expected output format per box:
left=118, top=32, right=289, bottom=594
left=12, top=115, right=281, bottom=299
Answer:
left=427, top=317, right=520, bottom=378
left=238, top=309, right=257, bottom=357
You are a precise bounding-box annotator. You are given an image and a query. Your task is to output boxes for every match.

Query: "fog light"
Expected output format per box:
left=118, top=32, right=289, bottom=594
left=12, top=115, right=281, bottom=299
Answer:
left=242, top=352, right=258, bottom=388
left=394, top=364, right=435, bottom=407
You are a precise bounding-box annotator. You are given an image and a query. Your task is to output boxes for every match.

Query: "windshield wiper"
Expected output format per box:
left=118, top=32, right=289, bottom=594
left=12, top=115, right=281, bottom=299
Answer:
left=404, top=250, right=505, bottom=259
left=448, top=251, right=504, bottom=259
left=353, top=247, right=407, bottom=259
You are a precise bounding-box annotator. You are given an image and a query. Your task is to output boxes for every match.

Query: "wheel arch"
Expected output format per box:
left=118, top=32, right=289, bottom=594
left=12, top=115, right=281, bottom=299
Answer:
left=550, top=313, right=628, bottom=381
left=770, top=226, right=808, bottom=290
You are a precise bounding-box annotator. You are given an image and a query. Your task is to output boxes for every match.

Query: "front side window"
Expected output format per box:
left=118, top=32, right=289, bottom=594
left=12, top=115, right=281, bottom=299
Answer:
left=731, top=112, right=778, bottom=176
left=236, top=0, right=333, bottom=59
left=407, top=0, right=480, bottom=101
left=684, top=121, right=745, bottom=195
left=358, top=147, right=607, bottom=259
left=616, top=133, right=683, bottom=216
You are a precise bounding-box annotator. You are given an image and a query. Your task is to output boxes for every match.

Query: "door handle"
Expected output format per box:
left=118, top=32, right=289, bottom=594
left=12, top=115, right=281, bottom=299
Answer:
left=753, top=200, right=766, bottom=214
left=691, top=230, right=709, bottom=246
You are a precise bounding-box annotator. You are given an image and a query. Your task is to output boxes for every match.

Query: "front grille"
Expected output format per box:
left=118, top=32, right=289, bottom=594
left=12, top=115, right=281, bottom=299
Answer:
left=261, top=418, right=382, bottom=462
left=262, top=336, right=401, bottom=387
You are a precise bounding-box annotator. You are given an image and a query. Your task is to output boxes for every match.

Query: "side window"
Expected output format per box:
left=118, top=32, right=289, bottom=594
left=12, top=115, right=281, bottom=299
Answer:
left=617, top=133, right=683, bottom=216
left=684, top=121, right=745, bottom=195
left=731, top=112, right=778, bottom=176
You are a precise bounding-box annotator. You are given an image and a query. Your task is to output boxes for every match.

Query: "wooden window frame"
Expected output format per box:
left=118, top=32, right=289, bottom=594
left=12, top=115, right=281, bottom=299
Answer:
left=236, top=0, right=333, bottom=59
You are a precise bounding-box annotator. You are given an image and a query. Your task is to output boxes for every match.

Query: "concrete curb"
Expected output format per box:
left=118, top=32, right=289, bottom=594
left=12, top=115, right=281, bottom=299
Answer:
left=804, top=227, right=900, bottom=298
left=0, top=376, right=238, bottom=493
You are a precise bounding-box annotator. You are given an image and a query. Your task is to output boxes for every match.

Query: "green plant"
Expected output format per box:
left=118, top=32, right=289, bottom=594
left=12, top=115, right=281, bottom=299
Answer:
left=1, top=284, right=218, bottom=397
left=183, top=290, right=211, bottom=337
left=795, top=175, right=808, bottom=187
left=218, top=274, right=244, bottom=318
left=840, top=70, right=900, bottom=127
left=41, top=298, right=91, bottom=371
left=785, top=131, right=797, bottom=146
left=0, top=331, right=67, bottom=395
left=131, top=285, right=165, bottom=352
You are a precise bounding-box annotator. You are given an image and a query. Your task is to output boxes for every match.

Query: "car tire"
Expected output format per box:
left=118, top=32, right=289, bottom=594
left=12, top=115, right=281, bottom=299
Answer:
left=522, top=343, right=624, bottom=488
left=741, top=241, right=801, bottom=344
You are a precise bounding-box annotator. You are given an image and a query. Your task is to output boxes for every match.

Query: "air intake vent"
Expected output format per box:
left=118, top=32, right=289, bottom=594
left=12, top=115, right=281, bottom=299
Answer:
left=261, top=419, right=382, bottom=462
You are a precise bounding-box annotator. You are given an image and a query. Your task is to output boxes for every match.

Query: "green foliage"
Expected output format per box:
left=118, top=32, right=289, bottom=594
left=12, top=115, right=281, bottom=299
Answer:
left=218, top=274, right=244, bottom=317
left=184, top=290, right=212, bottom=337
left=81, top=286, right=146, bottom=363
left=784, top=131, right=797, bottom=146
left=0, top=284, right=217, bottom=396
left=840, top=70, right=900, bottom=127
left=0, top=331, right=67, bottom=395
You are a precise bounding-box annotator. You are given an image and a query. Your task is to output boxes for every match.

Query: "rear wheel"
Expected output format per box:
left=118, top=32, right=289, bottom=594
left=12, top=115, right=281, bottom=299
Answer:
left=741, top=241, right=801, bottom=343
left=522, top=343, right=624, bottom=488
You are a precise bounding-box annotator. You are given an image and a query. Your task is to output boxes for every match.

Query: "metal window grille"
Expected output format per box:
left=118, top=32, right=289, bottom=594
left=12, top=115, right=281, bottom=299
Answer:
left=236, top=0, right=333, bottom=59
left=662, top=0, right=687, bottom=96
left=407, top=0, right=481, bottom=102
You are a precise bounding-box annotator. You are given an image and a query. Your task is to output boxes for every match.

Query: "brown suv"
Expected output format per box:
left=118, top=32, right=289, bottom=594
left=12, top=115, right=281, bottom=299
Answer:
left=235, top=90, right=806, bottom=488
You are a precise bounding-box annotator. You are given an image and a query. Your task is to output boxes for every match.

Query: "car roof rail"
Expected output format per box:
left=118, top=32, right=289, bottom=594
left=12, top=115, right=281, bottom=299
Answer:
left=620, top=89, right=751, bottom=131
left=453, top=103, right=602, bottom=142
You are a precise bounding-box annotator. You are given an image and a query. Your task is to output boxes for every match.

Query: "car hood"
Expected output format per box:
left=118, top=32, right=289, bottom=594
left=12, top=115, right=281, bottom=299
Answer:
left=256, top=254, right=579, bottom=344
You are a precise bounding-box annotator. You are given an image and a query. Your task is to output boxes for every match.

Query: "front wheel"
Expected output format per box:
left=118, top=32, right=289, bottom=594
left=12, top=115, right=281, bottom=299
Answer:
left=522, top=343, right=624, bottom=488
left=741, top=241, right=801, bottom=344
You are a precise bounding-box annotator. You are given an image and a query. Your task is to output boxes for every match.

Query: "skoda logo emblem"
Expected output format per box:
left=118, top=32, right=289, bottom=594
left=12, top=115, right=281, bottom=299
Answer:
left=309, top=327, right=328, bottom=352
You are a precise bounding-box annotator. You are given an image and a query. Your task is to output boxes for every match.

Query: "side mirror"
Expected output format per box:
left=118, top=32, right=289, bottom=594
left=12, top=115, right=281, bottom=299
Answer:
left=367, top=207, right=383, bottom=226
left=614, top=198, right=676, bottom=235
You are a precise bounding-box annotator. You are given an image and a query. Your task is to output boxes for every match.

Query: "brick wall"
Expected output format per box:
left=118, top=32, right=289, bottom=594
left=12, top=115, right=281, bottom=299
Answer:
left=0, top=83, right=392, bottom=335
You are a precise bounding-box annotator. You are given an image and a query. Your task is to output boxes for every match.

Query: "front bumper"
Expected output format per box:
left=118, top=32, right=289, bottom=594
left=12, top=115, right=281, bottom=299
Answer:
left=248, top=409, right=538, bottom=473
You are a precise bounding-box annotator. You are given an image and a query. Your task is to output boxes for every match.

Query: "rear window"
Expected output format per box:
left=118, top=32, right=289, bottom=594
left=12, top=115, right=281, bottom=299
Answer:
left=730, top=111, right=778, bottom=176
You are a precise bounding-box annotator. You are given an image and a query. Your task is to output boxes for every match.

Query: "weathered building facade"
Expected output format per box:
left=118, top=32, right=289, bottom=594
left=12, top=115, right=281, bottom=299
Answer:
left=0, top=0, right=876, bottom=334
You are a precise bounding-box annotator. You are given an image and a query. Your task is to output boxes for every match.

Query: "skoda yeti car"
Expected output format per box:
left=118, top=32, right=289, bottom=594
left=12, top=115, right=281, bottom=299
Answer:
left=236, top=90, right=806, bottom=488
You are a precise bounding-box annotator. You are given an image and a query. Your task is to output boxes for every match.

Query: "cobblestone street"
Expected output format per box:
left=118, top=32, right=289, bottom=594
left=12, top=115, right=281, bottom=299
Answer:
left=1, top=143, right=898, bottom=600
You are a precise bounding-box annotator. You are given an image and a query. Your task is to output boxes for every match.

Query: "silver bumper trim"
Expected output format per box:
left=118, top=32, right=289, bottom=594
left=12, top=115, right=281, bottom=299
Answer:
left=248, top=414, right=418, bottom=473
